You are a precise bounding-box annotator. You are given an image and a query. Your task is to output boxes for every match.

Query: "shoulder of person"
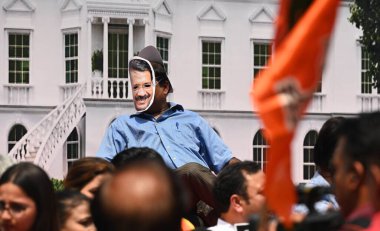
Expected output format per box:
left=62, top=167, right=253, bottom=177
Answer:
left=108, top=114, right=133, bottom=126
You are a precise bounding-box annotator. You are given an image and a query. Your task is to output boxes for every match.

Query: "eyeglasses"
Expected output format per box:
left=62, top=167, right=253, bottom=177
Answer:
left=0, top=201, right=28, bottom=217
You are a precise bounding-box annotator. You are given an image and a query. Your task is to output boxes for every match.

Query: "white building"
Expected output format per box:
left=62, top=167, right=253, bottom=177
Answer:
left=0, top=0, right=374, bottom=182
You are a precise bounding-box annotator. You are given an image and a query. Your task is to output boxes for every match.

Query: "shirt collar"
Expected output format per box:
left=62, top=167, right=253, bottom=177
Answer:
left=216, top=218, right=231, bottom=226
left=131, top=102, right=184, bottom=119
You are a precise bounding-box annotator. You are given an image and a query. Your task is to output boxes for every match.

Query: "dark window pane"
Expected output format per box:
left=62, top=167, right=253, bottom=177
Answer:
left=9, top=34, right=16, bottom=45
left=202, top=78, right=208, bottom=89
left=16, top=47, right=22, bottom=57
left=215, top=43, right=221, bottom=53
left=303, top=166, right=309, bottom=179
left=215, top=68, right=220, bottom=77
left=215, top=79, right=221, bottom=89
left=16, top=35, right=22, bottom=45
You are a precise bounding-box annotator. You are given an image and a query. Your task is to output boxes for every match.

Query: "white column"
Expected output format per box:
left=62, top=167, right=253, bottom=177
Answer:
left=128, top=18, right=135, bottom=60
left=102, top=17, right=110, bottom=98
left=143, top=18, right=150, bottom=46
left=127, top=18, right=135, bottom=99
left=86, top=16, right=93, bottom=97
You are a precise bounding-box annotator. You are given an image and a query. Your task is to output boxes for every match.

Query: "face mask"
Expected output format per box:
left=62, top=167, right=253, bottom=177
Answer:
left=129, top=56, right=156, bottom=113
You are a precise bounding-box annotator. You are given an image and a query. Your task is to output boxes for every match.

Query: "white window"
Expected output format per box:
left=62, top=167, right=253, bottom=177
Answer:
left=303, top=130, right=318, bottom=180
left=8, top=33, right=30, bottom=84
left=108, top=32, right=128, bottom=79
left=202, top=41, right=221, bottom=90
left=66, top=128, right=80, bottom=170
left=64, top=33, right=78, bottom=83
left=8, top=124, right=27, bottom=152
left=252, top=129, right=269, bottom=172
left=156, top=36, right=169, bottom=72
left=252, top=41, right=322, bottom=92
left=253, top=42, right=271, bottom=79
left=361, top=47, right=372, bottom=94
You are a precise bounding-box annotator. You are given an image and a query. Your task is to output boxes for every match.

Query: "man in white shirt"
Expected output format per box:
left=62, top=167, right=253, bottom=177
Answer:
left=208, top=161, right=266, bottom=231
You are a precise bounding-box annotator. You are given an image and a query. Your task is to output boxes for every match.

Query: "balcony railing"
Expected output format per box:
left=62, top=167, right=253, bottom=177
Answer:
left=60, top=83, right=82, bottom=101
left=358, top=94, right=380, bottom=112
left=108, top=78, right=129, bottom=99
left=88, top=77, right=129, bottom=99
left=307, top=93, right=326, bottom=113
left=4, top=84, right=33, bottom=105
left=198, top=89, right=225, bottom=110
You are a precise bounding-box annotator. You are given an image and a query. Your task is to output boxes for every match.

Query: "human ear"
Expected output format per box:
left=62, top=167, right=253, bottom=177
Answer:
left=162, top=81, right=170, bottom=95
left=370, top=165, right=380, bottom=186
left=230, top=194, right=244, bottom=213
left=350, top=161, right=365, bottom=188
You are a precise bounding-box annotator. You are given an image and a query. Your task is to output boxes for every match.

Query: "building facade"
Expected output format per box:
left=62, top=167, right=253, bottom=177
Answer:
left=0, top=0, right=374, bottom=182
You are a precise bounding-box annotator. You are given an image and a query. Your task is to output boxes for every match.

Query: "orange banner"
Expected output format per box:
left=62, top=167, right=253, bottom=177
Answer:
left=251, top=0, right=340, bottom=225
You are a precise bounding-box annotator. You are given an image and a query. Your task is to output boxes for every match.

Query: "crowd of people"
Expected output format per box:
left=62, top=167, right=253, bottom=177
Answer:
left=2, top=45, right=380, bottom=231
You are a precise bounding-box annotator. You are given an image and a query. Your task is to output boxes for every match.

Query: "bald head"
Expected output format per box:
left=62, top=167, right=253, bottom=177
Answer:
left=92, top=160, right=183, bottom=231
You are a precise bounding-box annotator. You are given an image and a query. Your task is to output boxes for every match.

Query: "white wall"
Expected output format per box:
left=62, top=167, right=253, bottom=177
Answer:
left=0, top=106, right=53, bottom=155
left=0, top=0, right=365, bottom=183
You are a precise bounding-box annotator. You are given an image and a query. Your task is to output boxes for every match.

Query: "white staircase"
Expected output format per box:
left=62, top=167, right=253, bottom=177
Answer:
left=8, top=84, right=87, bottom=171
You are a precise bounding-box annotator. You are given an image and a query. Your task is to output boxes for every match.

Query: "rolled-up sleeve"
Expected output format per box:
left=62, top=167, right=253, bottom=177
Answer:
left=197, top=118, right=232, bottom=173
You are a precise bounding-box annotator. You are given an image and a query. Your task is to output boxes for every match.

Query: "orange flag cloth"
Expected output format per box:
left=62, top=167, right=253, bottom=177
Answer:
left=251, top=0, right=340, bottom=225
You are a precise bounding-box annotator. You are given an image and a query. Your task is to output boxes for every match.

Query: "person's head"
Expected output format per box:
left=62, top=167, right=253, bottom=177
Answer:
left=111, top=147, right=165, bottom=169
left=314, top=117, right=346, bottom=181
left=339, top=112, right=380, bottom=212
left=331, top=117, right=372, bottom=217
left=0, top=162, right=58, bottom=231
left=64, top=157, right=114, bottom=199
left=213, top=161, right=265, bottom=224
left=56, top=190, right=95, bottom=231
left=128, top=46, right=173, bottom=114
left=91, top=159, right=184, bottom=231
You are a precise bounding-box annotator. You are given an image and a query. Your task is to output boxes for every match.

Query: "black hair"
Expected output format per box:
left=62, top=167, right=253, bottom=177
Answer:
left=111, top=147, right=165, bottom=169
left=336, top=112, right=380, bottom=170
left=213, top=161, right=261, bottom=213
left=0, top=162, right=59, bottom=231
left=56, top=190, right=91, bottom=229
left=314, top=117, right=346, bottom=171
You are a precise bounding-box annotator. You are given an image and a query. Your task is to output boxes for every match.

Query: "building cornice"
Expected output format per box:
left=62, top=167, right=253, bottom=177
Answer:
left=0, top=105, right=55, bottom=113
left=87, top=0, right=150, bottom=18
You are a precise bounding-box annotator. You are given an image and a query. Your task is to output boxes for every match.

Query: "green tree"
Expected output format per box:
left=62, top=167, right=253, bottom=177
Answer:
left=51, top=178, right=64, bottom=191
left=349, top=0, right=380, bottom=87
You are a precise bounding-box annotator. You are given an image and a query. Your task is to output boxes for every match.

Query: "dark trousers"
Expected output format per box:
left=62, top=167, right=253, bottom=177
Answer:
left=175, top=163, right=218, bottom=226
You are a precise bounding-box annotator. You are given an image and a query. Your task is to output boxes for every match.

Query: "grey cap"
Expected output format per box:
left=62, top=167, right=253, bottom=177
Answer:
left=137, top=46, right=173, bottom=93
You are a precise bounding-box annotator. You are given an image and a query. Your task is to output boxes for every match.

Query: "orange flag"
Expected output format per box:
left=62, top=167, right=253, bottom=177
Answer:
left=251, top=0, right=340, bottom=224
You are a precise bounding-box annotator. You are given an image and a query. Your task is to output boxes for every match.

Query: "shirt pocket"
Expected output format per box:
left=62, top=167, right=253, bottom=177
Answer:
left=174, top=123, right=201, bottom=152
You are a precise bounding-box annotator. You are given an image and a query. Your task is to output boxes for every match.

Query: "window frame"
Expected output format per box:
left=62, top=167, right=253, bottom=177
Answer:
left=252, top=129, right=269, bottom=173
left=63, top=29, right=79, bottom=84
left=303, top=130, right=318, bottom=180
left=8, top=124, right=27, bottom=153
left=7, top=29, right=32, bottom=84
left=252, top=39, right=272, bottom=80
left=360, top=45, right=373, bottom=94
left=200, top=38, right=224, bottom=90
left=108, top=28, right=129, bottom=79
left=65, top=127, right=81, bottom=171
left=156, top=34, right=171, bottom=74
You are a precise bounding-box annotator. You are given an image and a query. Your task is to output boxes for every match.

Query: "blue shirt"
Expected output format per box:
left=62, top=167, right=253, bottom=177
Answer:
left=96, top=103, right=232, bottom=173
left=293, top=171, right=339, bottom=214
left=305, top=171, right=339, bottom=211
